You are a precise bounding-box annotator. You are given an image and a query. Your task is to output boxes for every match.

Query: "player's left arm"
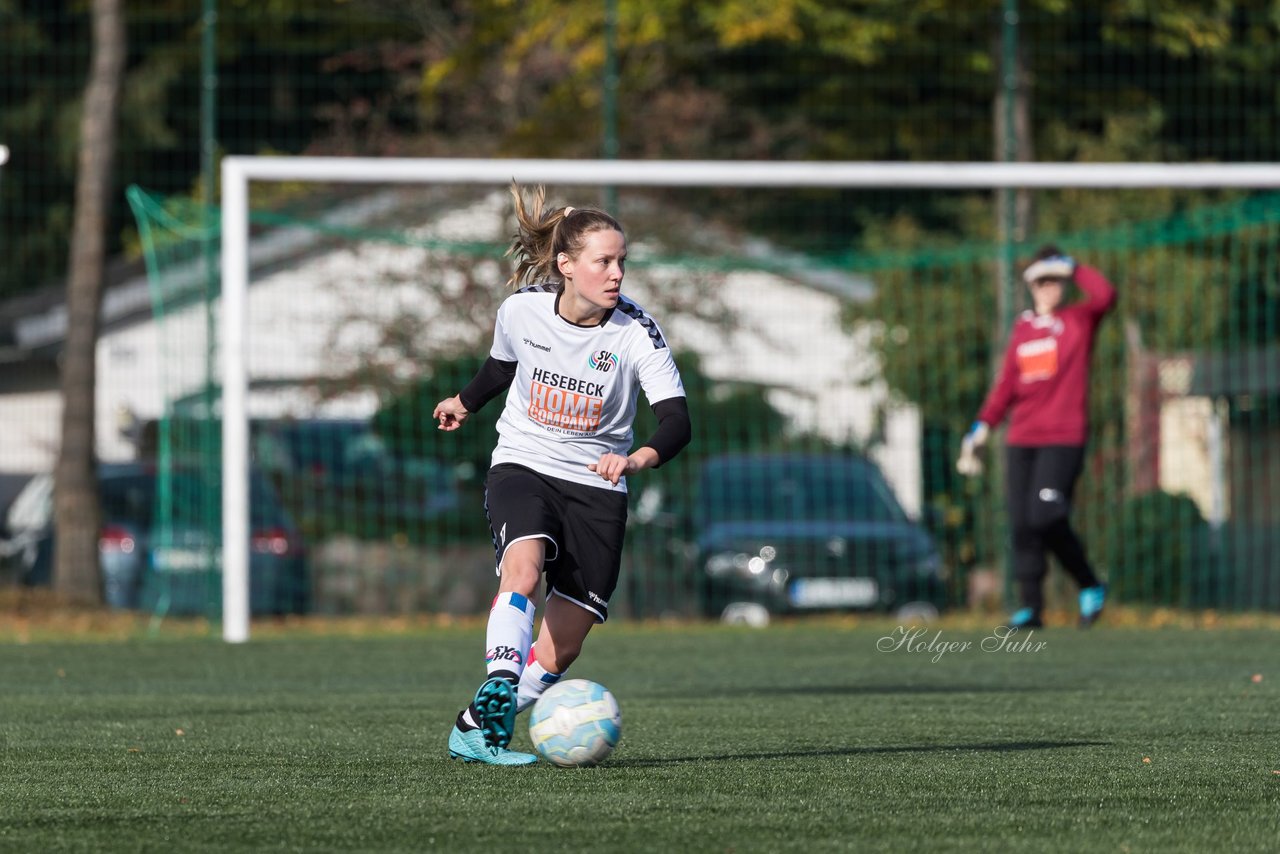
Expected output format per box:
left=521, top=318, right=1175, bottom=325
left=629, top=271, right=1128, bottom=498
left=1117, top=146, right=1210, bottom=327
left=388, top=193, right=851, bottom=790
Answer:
left=1073, top=262, right=1118, bottom=318
left=639, top=396, right=692, bottom=466
left=589, top=331, right=690, bottom=484
left=632, top=339, right=690, bottom=468
left=589, top=396, right=691, bottom=485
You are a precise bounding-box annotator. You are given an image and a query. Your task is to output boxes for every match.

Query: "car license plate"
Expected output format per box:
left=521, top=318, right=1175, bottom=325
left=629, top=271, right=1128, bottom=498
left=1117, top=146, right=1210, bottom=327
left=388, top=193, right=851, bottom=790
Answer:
left=788, top=577, right=878, bottom=608
left=152, top=548, right=217, bottom=573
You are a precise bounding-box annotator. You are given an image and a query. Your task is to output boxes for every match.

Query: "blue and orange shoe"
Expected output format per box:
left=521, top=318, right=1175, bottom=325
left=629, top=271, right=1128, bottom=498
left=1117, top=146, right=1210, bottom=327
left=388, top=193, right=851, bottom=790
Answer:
left=1079, top=585, right=1106, bottom=627
left=472, top=677, right=517, bottom=749
left=447, top=725, right=537, bottom=766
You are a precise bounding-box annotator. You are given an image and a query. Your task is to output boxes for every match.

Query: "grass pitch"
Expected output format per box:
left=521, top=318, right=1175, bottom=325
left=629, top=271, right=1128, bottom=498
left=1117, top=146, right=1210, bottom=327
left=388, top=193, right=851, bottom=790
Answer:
left=1, top=620, right=1278, bottom=852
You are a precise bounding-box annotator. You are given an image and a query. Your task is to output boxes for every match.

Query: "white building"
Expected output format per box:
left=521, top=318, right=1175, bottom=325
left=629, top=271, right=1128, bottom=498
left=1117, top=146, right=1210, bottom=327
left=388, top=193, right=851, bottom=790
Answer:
left=0, top=190, right=924, bottom=515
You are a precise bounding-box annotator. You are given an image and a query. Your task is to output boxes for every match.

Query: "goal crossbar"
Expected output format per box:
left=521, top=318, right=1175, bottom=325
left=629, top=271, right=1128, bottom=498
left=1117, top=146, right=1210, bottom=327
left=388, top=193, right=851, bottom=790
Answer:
left=225, top=157, right=1280, bottom=189
left=219, top=157, right=1280, bottom=642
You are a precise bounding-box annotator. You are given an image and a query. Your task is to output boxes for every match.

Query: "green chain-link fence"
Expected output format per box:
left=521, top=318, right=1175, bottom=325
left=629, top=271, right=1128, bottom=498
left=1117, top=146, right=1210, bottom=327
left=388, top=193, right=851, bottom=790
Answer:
left=125, top=181, right=1280, bottom=621
left=5, top=3, right=1280, bottom=620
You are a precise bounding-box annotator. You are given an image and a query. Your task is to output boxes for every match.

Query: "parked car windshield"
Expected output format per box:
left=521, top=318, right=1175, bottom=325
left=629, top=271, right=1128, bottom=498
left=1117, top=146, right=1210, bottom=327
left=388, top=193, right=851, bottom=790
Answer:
left=99, top=474, right=156, bottom=526
left=266, top=422, right=390, bottom=473
left=99, top=467, right=290, bottom=529
left=698, top=456, right=909, bottom=525
left=255, top=420, right=454, bottom=490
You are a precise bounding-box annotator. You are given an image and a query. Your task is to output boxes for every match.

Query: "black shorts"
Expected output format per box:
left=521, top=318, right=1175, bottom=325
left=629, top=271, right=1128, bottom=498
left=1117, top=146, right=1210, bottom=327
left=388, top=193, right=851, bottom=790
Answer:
left=484, top=463, right=629, bottom=622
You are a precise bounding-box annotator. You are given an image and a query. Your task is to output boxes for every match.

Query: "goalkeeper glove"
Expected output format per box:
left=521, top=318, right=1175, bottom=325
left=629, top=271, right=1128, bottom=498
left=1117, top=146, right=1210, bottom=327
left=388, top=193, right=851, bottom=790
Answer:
left=956, top=421, right=990, bottom=477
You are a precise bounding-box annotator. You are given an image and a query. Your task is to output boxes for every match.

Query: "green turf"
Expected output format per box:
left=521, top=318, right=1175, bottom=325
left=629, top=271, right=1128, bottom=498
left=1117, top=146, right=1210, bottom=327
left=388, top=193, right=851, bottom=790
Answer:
left=1, top=623, right=1278, bottom=852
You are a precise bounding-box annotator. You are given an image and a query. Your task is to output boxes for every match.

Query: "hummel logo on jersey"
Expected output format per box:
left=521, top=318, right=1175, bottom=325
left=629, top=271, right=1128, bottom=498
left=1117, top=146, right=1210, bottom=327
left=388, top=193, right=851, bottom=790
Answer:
left=486, top=645, right=523, bottom=665
left=588, top=591, right=607, bottom=606
left=523, top=337, right=551, bottom=352
left=589, top=349, right=619, bottom=372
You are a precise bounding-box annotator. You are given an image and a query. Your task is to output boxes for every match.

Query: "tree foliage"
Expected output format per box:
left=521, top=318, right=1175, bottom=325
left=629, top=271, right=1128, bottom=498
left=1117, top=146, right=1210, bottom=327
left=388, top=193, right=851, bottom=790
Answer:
left=0, top=0, right=408, bottom=299
left=8, top=0, right=1280, bottom=301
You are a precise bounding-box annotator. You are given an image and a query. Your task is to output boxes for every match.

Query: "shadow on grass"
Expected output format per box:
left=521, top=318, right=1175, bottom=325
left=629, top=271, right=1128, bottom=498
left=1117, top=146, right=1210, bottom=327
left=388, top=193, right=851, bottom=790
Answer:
left=654, top=682, right=1065, bottom=699
left=610, top=739, right=1110, bottom=767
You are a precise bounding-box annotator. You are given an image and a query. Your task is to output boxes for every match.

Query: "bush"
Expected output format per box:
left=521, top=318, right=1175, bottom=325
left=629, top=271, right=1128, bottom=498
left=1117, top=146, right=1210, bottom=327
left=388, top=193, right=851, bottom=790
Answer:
left=1101, top=490, right=1210, bottom=607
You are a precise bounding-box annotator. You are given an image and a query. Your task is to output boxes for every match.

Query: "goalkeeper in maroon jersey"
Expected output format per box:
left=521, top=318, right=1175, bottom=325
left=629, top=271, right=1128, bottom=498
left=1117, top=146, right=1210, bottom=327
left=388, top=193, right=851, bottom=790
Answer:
left=956, top=245, right=1116, bottom=628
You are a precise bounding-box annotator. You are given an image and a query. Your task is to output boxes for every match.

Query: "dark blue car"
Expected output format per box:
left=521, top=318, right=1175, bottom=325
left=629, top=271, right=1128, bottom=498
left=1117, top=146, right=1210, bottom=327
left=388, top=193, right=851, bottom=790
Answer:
left=0, top=462, right=309, bottom=615
left=694, top=453, right=946, bottom=624
left=252, top=419, right=460, bottom=541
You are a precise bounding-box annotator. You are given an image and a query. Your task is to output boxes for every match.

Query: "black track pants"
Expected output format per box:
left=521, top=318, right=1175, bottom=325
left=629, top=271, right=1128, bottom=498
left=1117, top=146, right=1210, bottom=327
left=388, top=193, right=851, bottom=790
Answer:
left=1005, top=444, right=1101, bottom=611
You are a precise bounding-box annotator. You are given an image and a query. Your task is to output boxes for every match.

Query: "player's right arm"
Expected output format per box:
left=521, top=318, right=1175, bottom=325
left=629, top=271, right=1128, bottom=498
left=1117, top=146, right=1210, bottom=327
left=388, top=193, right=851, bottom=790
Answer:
left=436, top=295, right=522, bottom=431
left=957, top=332, right=1019, bottom=475
left=977, top=332, right=1020, bottom=430
left=434, top=356, right=517, bottom=431
left=433, top=395, right=470, bottom=431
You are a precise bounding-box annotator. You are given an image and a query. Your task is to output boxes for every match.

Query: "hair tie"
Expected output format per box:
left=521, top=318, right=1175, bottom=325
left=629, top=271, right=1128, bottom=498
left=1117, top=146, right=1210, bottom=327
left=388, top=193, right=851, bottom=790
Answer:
left=563, top=206, right=575, bottom=217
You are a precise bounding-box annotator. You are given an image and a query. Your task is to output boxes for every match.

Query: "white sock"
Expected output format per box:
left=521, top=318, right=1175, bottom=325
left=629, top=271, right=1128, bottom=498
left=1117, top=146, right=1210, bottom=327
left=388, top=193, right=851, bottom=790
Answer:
left=515, top=655, right=562, bottom=714
left=485, top=591, right=536, bottom=683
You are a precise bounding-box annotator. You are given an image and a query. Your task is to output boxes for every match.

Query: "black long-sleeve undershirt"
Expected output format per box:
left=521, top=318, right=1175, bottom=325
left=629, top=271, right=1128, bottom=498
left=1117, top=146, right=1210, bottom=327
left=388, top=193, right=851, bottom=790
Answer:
left=457, top=357, right=517, bottom=413
left=456, top=356, right=690, bottom=466
left=641, top=397, right=691, bottom=466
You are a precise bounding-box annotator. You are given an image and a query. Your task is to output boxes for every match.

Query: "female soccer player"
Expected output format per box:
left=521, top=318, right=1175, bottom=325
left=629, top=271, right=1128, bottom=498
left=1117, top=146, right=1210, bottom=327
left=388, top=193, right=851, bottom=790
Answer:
left=956, top=246, right=1116, bottom=629
left=434, top=184, right=691, bottom=765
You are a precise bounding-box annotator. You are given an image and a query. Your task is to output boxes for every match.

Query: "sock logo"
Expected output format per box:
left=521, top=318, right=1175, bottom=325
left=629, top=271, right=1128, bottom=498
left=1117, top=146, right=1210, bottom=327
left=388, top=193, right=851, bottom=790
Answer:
left=486, top=645, right=523, bottom=666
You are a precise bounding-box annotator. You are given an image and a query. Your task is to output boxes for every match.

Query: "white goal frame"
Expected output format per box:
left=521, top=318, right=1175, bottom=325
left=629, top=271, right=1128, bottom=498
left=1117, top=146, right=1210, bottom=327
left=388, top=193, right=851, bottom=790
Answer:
left=219, top=156, right=1280, bottom=642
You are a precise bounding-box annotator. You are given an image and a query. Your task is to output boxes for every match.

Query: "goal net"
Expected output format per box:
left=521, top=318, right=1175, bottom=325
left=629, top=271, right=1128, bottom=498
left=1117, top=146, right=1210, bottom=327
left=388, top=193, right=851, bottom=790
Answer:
left=125, top=159, right=1280, bottom=640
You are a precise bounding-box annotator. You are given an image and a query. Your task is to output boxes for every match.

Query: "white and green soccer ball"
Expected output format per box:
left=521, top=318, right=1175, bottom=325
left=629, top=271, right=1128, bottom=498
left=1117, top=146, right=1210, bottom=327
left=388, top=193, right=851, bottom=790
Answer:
left=528, top=679, right=622, bottom=767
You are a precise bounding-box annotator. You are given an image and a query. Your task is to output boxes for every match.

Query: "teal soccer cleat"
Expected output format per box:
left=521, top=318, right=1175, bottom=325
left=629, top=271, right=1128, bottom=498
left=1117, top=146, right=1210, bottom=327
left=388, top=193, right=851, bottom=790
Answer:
left=1079, top=585, right=1106, bottom=627
left=447, top=725, right=537, bottom=766
left=1008, top=607, right=1043, bottom=629
left=473, top=677, right=518, bottom=749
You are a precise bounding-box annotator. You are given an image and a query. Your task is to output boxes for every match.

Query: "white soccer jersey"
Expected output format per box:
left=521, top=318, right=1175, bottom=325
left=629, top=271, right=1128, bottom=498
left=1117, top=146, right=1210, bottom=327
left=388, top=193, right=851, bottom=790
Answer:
left=486, top=285, right=685, bottom=491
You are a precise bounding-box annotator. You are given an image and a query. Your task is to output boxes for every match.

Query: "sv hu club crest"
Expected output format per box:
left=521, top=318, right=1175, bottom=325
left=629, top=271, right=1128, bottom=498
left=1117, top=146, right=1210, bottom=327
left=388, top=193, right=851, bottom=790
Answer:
left=589, top=350, right=619, bottom=372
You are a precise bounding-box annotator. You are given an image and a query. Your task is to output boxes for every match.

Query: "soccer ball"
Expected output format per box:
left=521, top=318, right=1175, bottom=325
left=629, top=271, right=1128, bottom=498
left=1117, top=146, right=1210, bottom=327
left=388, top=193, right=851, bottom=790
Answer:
left=528, top=679, right=622, bottom=767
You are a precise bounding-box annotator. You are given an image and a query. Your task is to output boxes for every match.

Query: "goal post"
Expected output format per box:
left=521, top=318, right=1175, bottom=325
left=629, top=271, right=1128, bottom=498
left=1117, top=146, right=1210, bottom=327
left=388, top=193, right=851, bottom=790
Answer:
left=219, top=157, right=1280, bottom=642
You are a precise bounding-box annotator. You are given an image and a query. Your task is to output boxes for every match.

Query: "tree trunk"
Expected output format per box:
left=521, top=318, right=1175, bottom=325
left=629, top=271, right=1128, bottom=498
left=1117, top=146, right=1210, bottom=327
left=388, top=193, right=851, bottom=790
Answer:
left=54, top=0, right=126, bottom=605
